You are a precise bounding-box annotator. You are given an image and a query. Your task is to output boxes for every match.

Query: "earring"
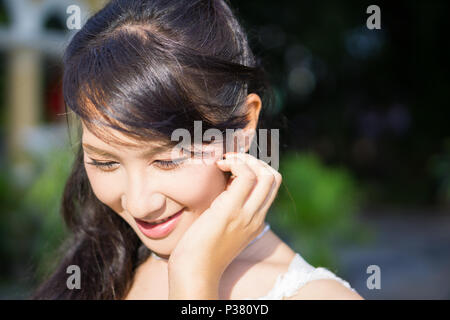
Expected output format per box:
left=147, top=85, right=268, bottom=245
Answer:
left=239, top=146, right=245, bottom=153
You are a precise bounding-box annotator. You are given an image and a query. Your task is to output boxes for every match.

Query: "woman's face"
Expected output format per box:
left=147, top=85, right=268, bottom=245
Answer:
left=81, top=122, right=228, bottom=257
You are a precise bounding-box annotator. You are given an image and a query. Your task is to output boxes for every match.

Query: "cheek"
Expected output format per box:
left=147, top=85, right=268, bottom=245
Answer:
left=84, top=160, right=123, bottom=213
left=162, top=162, right=228, bottom=212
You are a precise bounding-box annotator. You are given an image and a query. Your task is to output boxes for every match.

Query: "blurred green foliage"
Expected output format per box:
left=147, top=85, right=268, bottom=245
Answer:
left=267, top=151, right=374, bottom=269
left=0, top=1, right=9, bottom=26
left=22, top=147, right=74, bottom=281
left=0, top=146, right=73, bottom=296
left=0, top=164, right=22, bottom=279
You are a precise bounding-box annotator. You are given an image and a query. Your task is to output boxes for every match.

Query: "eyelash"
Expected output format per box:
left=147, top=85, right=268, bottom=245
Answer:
left=86, top=158, right=187, bottom=172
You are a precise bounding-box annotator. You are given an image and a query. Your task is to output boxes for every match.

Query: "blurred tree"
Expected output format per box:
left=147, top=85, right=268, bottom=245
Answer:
left=268, top=151, right=374, bottom=268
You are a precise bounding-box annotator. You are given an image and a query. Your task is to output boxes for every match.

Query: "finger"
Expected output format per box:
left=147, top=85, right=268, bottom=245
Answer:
left=215, top=156, right=257, bottom=209
left=224, top=152, right=274, bottom=178
left=250, top=156, right=281, bottom=180
left=256, top=178, right=277, bottom=215
left=256, top=161, right=282, bottom=214
left=228, top=154, right=275, bottom=215
left=222, top=153, right=276, bottom=231
left=253, top=157, right=283, bottom=192
left=232, top=154, right=282, bottom=222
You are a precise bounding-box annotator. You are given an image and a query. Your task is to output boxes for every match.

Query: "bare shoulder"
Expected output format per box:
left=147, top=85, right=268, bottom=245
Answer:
left=226, top=229, right=364, bottom=300
left=258, top=231, right=364, bottom=300
left=284, top=279, right=364, bottom=300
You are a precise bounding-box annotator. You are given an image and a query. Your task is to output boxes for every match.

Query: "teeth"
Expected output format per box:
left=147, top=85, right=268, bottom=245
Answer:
left=146, top=209, right=183, bottom=225
left=150, top=217, right=171, bottom=225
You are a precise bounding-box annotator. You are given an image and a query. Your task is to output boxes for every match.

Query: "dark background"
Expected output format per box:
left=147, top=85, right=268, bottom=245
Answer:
left=235, top=0, right=450, bottom=208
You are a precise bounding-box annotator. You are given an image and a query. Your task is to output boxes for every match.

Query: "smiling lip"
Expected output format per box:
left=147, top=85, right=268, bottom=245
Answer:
left=135, top=209, right=184, bottom=239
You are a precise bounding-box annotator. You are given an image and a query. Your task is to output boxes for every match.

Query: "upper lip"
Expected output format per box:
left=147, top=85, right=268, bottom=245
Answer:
left=136, top=208, right=184, bottom=224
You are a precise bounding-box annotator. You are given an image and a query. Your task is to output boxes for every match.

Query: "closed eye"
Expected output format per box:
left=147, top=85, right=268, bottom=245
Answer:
left=85, top=159, right=119, bottom=171
left=153, top=158, right=186, bottom=170
left=85, top=150, right=209, bottom=172
left=85, top=158, right=188, bottom=172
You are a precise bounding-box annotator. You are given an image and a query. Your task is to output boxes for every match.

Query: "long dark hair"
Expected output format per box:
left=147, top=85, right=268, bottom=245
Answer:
left=31, top=0, right=274, bottom=299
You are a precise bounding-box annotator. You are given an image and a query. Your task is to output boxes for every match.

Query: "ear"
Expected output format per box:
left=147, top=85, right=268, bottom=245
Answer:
left=233, top=93, right=262, bottom=153
left=244, top=93, right=262, bottom=132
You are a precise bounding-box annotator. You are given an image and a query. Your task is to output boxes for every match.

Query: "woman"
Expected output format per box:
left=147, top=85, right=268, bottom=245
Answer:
left=32, top=0, right=363, bottom=300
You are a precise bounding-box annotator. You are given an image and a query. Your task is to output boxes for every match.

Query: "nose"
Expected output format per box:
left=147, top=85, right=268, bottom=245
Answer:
left=121, top=174, right=166, bottom=220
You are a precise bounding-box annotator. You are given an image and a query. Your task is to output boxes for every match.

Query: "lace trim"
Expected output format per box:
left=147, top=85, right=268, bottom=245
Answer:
left=245, top=253, right=357, bottom=300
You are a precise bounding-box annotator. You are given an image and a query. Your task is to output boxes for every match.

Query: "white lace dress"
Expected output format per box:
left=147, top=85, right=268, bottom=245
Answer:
left=246, top=252, right=358, bottom=300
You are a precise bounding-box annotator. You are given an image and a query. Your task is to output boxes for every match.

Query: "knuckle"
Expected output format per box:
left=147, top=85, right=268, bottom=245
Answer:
left=227, top=219, right=240, bottom=232
left=253, top=221, right=265, bottom=234
left=262, top=172, right=275, bottom=185
left=244, top=171, right=257, bottom=183
left=260, top=166, right=274, bottom=177
left=275, top=171, right=282, bottom=183
left=240, top=207, right=252, bottom=218
left=245, top=215, right=259, bottom=230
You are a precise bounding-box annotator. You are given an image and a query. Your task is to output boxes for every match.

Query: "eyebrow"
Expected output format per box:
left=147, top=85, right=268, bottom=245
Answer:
left=82, top=143, right=171, bottom=160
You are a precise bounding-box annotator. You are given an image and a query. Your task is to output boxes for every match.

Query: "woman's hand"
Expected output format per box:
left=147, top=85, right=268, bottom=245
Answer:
left=167, top=152, right=282, bottom=299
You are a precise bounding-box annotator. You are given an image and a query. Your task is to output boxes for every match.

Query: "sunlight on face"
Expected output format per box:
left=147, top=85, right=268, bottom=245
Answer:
left=81, top=122, right=228, bottom=256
